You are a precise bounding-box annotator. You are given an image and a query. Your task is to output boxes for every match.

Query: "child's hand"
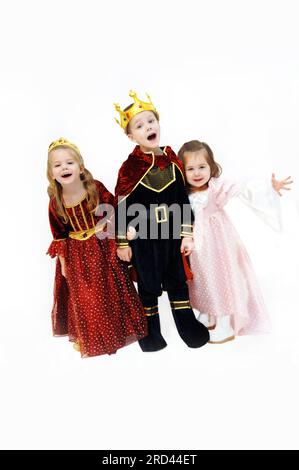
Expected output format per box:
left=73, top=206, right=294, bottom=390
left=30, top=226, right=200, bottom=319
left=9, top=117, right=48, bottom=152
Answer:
left=117, top=246, right=132, bottom=262
left=59, top=256, right=66, bottom=277
left=271, top=173, right=293, bottom=196
left=180, top=237, right=194, bottom=256
left=126, top=226, right=137, bottom=241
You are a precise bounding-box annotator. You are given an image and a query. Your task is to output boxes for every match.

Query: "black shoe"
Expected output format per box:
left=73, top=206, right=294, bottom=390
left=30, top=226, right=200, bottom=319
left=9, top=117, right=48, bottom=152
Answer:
left=172, top=309, right=210, bottom=348
left=138, top=314, right=167, bottom=352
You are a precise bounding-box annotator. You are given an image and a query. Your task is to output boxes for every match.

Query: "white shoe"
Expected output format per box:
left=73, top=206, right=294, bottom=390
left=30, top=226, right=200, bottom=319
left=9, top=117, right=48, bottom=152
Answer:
left=197, top=313, right=216, bottom=330
left=73, top=342, right=81, bottom=352
left=209, top=316, right=235, bottom=344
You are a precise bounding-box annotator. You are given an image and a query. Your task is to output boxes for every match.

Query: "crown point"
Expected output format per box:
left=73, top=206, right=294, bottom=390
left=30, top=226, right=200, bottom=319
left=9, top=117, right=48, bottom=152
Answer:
left=114, top=91, right=157, bottom=130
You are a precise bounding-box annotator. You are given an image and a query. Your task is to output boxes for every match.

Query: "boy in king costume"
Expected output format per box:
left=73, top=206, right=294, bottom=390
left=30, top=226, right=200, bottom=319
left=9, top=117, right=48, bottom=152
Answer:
left=114, top=91, right=209, bottom=352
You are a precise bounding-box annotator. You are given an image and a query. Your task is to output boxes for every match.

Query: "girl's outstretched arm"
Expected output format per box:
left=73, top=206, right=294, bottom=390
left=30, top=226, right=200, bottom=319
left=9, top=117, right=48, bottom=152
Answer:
left=271, top=173, right=293, bottom=196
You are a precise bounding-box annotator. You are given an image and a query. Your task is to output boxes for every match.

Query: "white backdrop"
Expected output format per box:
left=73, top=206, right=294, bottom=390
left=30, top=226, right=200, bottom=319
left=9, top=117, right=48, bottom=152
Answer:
left=0, top=0, right=299, bottom=450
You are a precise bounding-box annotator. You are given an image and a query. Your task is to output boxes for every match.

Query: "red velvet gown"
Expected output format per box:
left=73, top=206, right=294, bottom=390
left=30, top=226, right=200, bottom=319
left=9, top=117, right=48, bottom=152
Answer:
left=47, top=180, right=147, bottom=357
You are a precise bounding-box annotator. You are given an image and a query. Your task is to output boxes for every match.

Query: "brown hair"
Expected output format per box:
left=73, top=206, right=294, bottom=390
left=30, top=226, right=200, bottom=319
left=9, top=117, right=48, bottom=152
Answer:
left=124, top=104, right=160, bottom=135
left=178, top=140, right=222, bottom=183
left=47, top=145, right=99, bottom=223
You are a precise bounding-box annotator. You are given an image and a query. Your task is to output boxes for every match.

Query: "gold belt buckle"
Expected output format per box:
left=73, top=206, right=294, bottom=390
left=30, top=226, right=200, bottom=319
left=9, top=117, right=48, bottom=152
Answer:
left=155, top=205, right=167, bottom=223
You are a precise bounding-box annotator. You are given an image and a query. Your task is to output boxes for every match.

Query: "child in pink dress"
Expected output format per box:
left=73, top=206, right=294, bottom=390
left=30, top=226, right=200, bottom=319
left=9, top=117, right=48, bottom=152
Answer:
left=178, top=140, right=293, bottom=343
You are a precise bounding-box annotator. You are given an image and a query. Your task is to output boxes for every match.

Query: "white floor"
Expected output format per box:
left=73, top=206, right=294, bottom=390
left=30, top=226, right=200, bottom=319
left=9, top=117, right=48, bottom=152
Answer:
left=1, top=275, right=299, bottom=450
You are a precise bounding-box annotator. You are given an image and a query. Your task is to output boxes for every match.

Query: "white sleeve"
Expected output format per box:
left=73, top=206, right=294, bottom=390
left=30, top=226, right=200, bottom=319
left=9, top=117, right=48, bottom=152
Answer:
left=237, top=178, right=282, bottom=232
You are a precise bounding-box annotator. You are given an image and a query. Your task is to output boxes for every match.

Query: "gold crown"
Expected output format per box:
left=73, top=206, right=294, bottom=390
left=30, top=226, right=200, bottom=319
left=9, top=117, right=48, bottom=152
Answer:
left=48, top=137, right=81, bottom=154
left=114, top=90, right=158, bottom=130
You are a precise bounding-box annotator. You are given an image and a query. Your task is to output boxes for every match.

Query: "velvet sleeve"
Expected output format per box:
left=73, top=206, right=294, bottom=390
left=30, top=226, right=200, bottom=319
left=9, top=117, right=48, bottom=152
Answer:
left=96, top=180, right=115, bottom=207
left=176, top=168, right=194, bottom=238
left=114, top=169, right=130, bottom=248
left=46, top=199, right=69, bottom=258
left=93, top=180, right=116, bottom=237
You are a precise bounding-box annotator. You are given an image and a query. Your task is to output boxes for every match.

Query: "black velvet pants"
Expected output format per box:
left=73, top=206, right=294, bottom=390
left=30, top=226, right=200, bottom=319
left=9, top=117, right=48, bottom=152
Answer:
left=131, top=238, right=210, bottom=351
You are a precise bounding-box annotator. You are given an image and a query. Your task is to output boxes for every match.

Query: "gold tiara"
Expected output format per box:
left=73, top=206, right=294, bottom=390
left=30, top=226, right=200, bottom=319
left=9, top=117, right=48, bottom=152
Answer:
left=48, top=137, right=80, bottom=154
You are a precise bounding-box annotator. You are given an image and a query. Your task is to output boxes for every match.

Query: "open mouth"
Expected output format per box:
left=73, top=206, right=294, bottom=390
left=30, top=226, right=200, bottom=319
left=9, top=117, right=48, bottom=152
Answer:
left=147, top=133, right=157, bottom=141
left=62, top=173, right=72, bottom=178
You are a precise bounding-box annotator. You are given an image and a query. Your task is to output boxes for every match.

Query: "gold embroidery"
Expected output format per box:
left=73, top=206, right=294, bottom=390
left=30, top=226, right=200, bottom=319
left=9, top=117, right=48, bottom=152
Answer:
left=90, top=211, right=95, bottom=228
left=144, top=305, right=159, bottom=316
left=116, top=148, right=183, bottom=204
left=170, top=300, right=191, bottom=311
left=68, top=212, right=76, bottom=231
left=63, top=192, right=87, bottom=208
left=181, top=232, right=193, bottom=237
left=71, top=207, right=83, bottom=231
left=80, top=202, right=90, bottom=230
left=171, top=306, right=191, bottom=310
left=140, top=164, right=176, bottom=192
left=69, top=225, right=105, bottom=241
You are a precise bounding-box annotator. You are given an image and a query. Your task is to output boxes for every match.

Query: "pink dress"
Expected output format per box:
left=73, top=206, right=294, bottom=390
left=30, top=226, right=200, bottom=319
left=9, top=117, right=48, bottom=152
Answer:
left=188, top=177, right=278, bottom=335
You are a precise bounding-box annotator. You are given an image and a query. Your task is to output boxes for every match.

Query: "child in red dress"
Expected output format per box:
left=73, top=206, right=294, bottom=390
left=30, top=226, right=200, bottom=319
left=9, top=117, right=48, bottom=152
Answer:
left=46, top=137, right=147, bottom=357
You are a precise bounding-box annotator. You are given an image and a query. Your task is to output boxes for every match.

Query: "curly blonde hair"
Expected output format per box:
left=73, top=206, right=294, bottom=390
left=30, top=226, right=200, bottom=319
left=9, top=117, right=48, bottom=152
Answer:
left=47, top=145, right=98, bottom=223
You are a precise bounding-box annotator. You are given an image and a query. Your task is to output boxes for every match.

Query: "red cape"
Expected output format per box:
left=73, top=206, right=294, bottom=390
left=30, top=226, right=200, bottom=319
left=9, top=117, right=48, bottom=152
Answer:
left=115, top=145, right=192, bottom=281
left=115, top=145, right=185, bottom=201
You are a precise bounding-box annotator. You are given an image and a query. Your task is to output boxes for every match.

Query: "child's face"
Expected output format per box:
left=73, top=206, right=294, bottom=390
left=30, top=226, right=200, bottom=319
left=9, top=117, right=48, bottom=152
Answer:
left=127, top=111, right=160, bottom=152
left=50, top=148, right=82, bottom=186
left=184, top=150, right=211, bottom=189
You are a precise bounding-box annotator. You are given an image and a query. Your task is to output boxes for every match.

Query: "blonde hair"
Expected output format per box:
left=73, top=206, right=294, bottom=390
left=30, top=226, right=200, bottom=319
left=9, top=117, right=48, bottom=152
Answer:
left=47, top=145, right=98, bottom=223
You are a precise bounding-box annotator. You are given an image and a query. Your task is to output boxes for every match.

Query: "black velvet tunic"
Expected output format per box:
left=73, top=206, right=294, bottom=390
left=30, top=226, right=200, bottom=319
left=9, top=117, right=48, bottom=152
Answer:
left=116, top=162, right=194, bottom=297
